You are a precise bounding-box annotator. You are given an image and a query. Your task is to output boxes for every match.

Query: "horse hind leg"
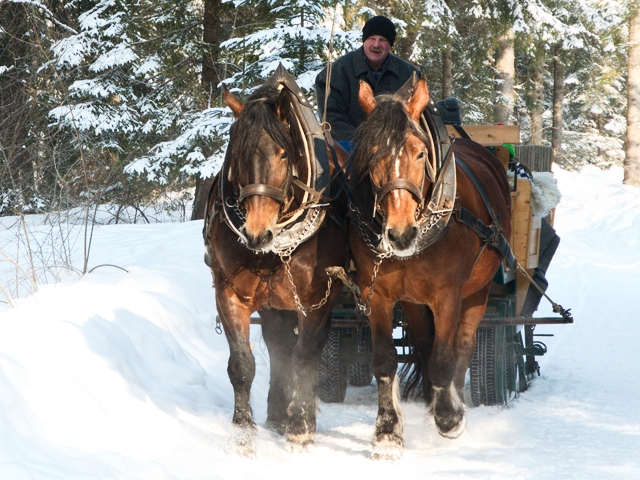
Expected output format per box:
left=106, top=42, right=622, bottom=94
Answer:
left=430, top=383, right=466, bottom=439
left=429, top=284, right=493, bottom=438
left=260, top=309, right=298, bottom=435
left=285, top=308, right=334, bottom=453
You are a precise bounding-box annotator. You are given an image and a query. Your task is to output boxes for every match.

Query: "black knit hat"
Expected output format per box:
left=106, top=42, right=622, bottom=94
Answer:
left=436, top=98, right=462, bottom=125
left=362, top=16, right=396, bottom=47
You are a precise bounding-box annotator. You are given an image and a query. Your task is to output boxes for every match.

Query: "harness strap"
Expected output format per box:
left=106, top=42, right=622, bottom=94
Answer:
left=452, top=124, right=471, bottom=140
left=455, top=156, right=502, bottom=228
left=238, top=183, right=287, bottom=203
left=455, top=205, right=516, bottom=269
left=454, top=156, right=515, bottom=269
left=373, top=178, right=423, bottom=205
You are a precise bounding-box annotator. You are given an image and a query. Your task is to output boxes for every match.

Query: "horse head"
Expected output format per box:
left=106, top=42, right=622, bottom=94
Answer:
left=353, top=78, right=432, bottom=256
left=223, top=85, right=301, bottom=251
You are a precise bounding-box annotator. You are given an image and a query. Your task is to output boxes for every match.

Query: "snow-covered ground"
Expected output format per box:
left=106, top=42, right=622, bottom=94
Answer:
left=0, top=165, right=639, bottom=479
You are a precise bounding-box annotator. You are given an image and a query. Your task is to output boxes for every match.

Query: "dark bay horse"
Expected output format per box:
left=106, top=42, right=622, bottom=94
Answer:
left=204, top=80, right=348, bottom=455
left=348, top=79, right=512, bottom=459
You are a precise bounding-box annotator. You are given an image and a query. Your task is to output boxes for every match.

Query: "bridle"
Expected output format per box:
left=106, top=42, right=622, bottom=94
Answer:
left=237, top=158, right=294, bottom=207
left=369, top=129, right=432, bottom=220
left=370, top=165, right=426, bottom=219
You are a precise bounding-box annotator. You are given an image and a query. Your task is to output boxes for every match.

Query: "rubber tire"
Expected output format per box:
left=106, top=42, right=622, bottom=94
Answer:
left=318, top=327, right=347, bottom=403
left=470, top=327, right=507, bottom=407
left=347, top=327, right=373, bottom=386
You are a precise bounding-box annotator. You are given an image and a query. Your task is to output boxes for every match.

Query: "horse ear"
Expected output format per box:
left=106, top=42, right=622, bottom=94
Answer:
left=406, top=78, right=430, bottom=121
left=358, top=80, right=377, bottom=115
left=276, top=88, right=292, bottom=121
left=223, top=84, right=244, bottom=117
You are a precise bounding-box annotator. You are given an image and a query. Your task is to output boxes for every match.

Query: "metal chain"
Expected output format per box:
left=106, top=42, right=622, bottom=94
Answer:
left=349, top=201, right=382, bottom=253
left=418, top=209, right=449, bottom=236
left=356, top=253, right=391, bottom=316
left=280, top=249, right=333, bottom=316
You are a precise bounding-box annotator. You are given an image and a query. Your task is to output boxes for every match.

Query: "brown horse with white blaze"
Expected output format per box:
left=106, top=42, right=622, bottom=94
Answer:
left=204, top=81, right=349, bottom=455
left=348, top=78, right=512, bottom=459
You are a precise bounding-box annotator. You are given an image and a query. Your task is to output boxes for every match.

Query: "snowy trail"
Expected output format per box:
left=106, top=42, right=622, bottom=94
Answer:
left=0, top=166, right=639, bottom=479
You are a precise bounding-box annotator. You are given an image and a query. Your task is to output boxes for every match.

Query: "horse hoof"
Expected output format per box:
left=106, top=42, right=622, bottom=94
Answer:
left=229, top=424, right=257, bottom=457
left=285, top=434, right=315, bottom=454
left=286, top=432, right=315, bottom=453
left=436, top=414, right=466, bottom=439
left=372, top=434, right=403, bottom=461
left=230, top=442, right=257, bottom=458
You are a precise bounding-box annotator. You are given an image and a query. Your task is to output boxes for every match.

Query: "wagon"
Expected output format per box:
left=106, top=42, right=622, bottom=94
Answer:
left=316, top=125, right=573, bottom=407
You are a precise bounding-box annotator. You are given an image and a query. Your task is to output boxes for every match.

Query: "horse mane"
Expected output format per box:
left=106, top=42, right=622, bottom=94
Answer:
left=351, top=94, right=428, bottom=184
left=227, top=85, right=300, bottom=186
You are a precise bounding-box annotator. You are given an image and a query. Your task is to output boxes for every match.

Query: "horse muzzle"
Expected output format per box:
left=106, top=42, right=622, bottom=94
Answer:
left=242, top=225, right=275, bottom=251
left=376, top=222, right=419, bottom=257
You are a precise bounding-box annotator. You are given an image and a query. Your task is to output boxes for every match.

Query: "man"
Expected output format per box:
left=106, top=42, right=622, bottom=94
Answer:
left=315, top=15, right=421, bottom=150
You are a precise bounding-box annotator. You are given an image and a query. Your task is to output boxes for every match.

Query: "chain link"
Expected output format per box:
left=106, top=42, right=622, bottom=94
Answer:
left=356, top=253, right=391, bottom=316
left=281, top=250, right=334, bottom=316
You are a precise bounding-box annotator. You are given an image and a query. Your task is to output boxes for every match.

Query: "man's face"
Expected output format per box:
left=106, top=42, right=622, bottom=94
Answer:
left=363, top=35, right=391, bottom=68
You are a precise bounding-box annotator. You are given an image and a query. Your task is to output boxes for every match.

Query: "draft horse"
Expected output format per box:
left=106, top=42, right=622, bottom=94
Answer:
left=348, top=78, right=512, bottom=459
left=204, top=76, right=348, bottom=455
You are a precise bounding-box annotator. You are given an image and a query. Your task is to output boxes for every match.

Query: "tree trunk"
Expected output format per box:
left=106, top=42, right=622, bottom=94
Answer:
left=192, top=0, right=226, bottom=220
left=495, top=28, right=515, bottom=124
left=624, top=8, right=640, bottom=186
left=201, top=0, right=224, bottom=107
left=530, top=58, right=544, bottom=145
left=192, top=176, right=215, bottom=221
left=442, top=48, right=452, bottom=99
left=396, top=28, right=421, bottom=66
left=299, top=7, right=305, bottom=71
left=551, top=47, right=564, bottom=164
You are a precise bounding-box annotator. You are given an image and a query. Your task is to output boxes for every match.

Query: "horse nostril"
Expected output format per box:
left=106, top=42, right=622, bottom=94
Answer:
left=262, top=229, right=273, bottom=245
left=387, top=228, right=398, bottom=243
left=406, top=226, right=418, bottom=243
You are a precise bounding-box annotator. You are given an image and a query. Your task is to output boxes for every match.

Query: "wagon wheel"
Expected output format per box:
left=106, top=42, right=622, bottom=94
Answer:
left=318, top=326, right=347, bottom=403
left=470, top=326, right=526, bottom=407
left=347, top=326, right=373, bottom=387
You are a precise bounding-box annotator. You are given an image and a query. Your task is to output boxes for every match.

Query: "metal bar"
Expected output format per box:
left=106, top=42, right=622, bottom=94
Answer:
left=480, top=316, right=573, bottom=327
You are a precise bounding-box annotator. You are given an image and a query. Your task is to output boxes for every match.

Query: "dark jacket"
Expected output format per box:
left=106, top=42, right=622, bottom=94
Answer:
left=315, top=46, right=421, bottom=141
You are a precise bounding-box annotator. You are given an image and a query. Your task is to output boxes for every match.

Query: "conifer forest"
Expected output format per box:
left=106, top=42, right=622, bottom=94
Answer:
left=1, top=0, right=639, bottom=220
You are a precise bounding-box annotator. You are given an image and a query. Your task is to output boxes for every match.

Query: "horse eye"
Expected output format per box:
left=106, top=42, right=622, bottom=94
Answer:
left=281, top=152, right=288, bottom=160
left=417, top=151, right=425, bottom=159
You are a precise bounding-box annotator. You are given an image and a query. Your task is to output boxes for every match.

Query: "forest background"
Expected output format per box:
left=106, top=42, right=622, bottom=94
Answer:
left=0, top=0, right=639, bottom=301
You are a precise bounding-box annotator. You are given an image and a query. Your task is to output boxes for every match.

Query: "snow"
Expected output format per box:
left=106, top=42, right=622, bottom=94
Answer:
left=1, top=165, right=640, bottom=478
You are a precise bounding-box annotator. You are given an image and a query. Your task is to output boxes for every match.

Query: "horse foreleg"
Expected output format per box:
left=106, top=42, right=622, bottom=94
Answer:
left=369, top=296, right=403, bottom=460
left=429, top=293, right=466, bottom=438
left=260, top=309, right=298, bottom=435
left=216, top=288, right=257, bottom=453
left=285, top=308, right=332, bottom=452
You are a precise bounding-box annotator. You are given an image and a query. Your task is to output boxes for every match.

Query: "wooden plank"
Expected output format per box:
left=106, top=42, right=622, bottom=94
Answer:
left=494, top=146, right=511, bottom=169
left=446, top=125, right=520, bottom=145
left=510, top=178, right=543, bottom=315
left=514, top=145, right=553, bottom=172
